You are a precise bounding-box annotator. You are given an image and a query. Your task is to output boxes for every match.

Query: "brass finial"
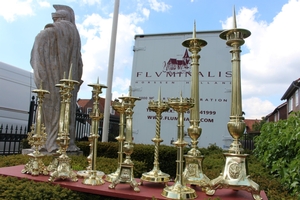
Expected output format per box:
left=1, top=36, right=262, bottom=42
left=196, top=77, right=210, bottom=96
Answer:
left=193, top=20, right=196, bottom=38
left=68, top=63, right=73, bottom=80
left=233, top=6, right=237, bottom=29
left=158, top=87, right=161, bottom=101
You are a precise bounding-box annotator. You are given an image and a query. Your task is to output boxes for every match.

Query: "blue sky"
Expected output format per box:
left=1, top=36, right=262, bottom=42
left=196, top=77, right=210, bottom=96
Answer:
left=1, top=0, right=300, bottom=119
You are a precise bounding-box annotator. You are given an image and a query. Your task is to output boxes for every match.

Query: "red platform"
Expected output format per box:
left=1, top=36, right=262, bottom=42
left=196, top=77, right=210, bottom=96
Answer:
left=0, top=165, right=268, bottom=200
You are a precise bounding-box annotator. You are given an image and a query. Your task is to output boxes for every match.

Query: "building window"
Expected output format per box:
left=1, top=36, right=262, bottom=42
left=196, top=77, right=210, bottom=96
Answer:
left=289, top=97, right=293, bottom=112
left=87, top=107, right=92, bottom=114
left=296, top=89, right=299, bottom=107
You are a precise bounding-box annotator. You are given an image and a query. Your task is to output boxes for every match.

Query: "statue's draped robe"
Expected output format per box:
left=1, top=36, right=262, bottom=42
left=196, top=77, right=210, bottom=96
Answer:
left=31, top=20, right=83, bottom=152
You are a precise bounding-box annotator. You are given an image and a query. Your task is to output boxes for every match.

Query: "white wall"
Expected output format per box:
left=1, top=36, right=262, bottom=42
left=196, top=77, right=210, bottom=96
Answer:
left=0, top=61, right=36, bottom=127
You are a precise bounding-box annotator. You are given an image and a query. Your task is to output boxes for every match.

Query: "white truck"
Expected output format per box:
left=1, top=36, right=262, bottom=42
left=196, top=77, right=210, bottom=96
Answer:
left=130, top=30, right=233, bottom=149
left=0, top=61, right=36, bottom=127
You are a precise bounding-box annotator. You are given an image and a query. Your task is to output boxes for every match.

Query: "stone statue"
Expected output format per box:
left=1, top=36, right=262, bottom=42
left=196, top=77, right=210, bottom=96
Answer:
left=30, top=5, right=83, bottom=152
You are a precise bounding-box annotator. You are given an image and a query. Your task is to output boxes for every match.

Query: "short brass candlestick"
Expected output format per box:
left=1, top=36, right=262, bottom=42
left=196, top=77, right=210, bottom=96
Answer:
left=162, top=93, right=197, bottom=200
left=140, top=87, right=170, bottom=185
left=108, top=87, right=141, bottom=192
left=106, top=98, right=128, bottom=182
left=80, top=78, right=107, bottom=185
left=182, top=22, right=212, bottom=193
left=22, top=84, right=49, bottom=176
left=49, top=65, right=79, bottom=182
left=208, top=8, right=262, bottom=200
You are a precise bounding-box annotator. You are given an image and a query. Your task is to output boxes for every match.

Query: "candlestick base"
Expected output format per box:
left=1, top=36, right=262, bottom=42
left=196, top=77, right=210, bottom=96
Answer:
left=47, top=152, right=60, bottom=172
left=82, top=170, right=105, bottom=186
left=105, top=168, right=120, bottom=182
left=140, top=167, right=170, bottom=186
left=108, top=163, right=140, bottom=192
left=162, top=182, right=197, bottom=200
left=207, top=153, right=262, bottom=200
left=48, top=154, right=78, bottom=182
left=21, top=152, right=48, bottom=176
left=77, top=170, right=105, bottom=178
left=183, top=154, right=214, bottom=195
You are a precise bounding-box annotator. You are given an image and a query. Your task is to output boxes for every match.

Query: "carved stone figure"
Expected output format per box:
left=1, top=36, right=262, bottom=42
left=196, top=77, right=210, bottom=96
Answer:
left=30, top=5, right=83, bottom=152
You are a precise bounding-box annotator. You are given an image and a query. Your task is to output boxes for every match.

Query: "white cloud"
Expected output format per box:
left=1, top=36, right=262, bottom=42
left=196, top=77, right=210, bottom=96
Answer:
left=82, top=0, right=101, bottom=6
left=148, top=0, right=171, bottom=12
left=38, top=0, right=51, bottom=8
left=0, top=0, right=34, bottom=22
left=77, top=8, right=144, bottom=100
left=142, top=8, right=150, bottom=19
left=220, top=0, right=300, bottom=119
left=243, top=97, right=274, bottom=119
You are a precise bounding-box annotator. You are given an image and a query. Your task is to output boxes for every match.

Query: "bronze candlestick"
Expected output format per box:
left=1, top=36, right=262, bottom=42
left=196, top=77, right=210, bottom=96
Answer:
left=49, top=65, right=79, bottom=182
left=22, top=83, right=49, bottom=176
left=108, top=87, right=141, bottom=192
left=106, top=98, right=128, bottom=182
left=80, top=78, right=107, bottom=185
left=47, top=74, right=67, bottom=172
left=182, top=22, right=212, bottom=193
left=207, top=8, right=262, bottom=200
left=161, top=93, right=197, bottom=200
left=140, top=87, right=170, bottom=185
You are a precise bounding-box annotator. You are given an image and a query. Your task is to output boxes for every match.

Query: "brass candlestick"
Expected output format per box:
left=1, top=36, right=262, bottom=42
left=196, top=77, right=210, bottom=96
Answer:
left=80, top=78, right=107, bottom=185
left=108, top=87, right=141, bottom=192
left=161, top=93, right=197, bottom=200
left=106, top=98, right=128, bottom=182
left=140, top=87, right=170, bottom=185
left=49, top=65, right=79, bottom=182
left=182, top=22, right=212, bottom=193
left=22, top=84, right=49, bottom=176
left=207, top=8, right=262, bottom=200
left=47, top=73, right=67, bottom=172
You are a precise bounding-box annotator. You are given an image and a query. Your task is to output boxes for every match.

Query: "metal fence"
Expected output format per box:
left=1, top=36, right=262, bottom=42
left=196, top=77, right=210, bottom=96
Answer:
left=75, top=112, right=120, bottom=142
left=241, top=132, right=260, bottom=151
left=0, top=114, right=119, bottom=155
left=0, top=124, right=28, bottom=155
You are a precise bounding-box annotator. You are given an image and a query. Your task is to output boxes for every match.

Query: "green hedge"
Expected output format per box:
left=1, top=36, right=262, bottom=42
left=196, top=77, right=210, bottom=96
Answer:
left=77, top=141, right=188, bottom=179
left=254, top=112, right=300, bottom=197
left=0, top=141, right=296, bottom=199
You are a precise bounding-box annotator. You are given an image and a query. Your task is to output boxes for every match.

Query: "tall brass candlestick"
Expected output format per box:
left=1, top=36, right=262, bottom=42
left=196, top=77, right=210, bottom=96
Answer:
left=162, top=93, right=196, bottom=200
left=140, top=87, right=170, bottom=185
left=49, top=65, right=79, bottom=182
left=81, top=78, right=107, bottom=185
left=47, top=78, right=66, bottom=172
left=182, top=22, right=212, bottom=192
left=108, top=86, right=141, bottom=192
left=208, top=8, right=262, bottom=200
left=106, top=98, right=128, bottom=182
left=22, top=83, right=49, bottom=176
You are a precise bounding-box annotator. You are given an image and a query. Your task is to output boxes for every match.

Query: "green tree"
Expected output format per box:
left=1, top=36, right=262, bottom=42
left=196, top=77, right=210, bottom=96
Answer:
left=252, top=117, right=266, bottom=131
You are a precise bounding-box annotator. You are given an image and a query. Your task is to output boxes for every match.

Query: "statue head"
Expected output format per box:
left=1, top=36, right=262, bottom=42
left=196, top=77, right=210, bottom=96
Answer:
left=51, top=5, right=75, bottom=24
left=52, top=10, right=70, bottom=22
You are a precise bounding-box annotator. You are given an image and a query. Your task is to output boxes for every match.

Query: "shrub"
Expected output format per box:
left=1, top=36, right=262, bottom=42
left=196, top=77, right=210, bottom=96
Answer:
left=254, top=111, right=300, bottom=197
left=1, top=142, right=297, bottom=199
